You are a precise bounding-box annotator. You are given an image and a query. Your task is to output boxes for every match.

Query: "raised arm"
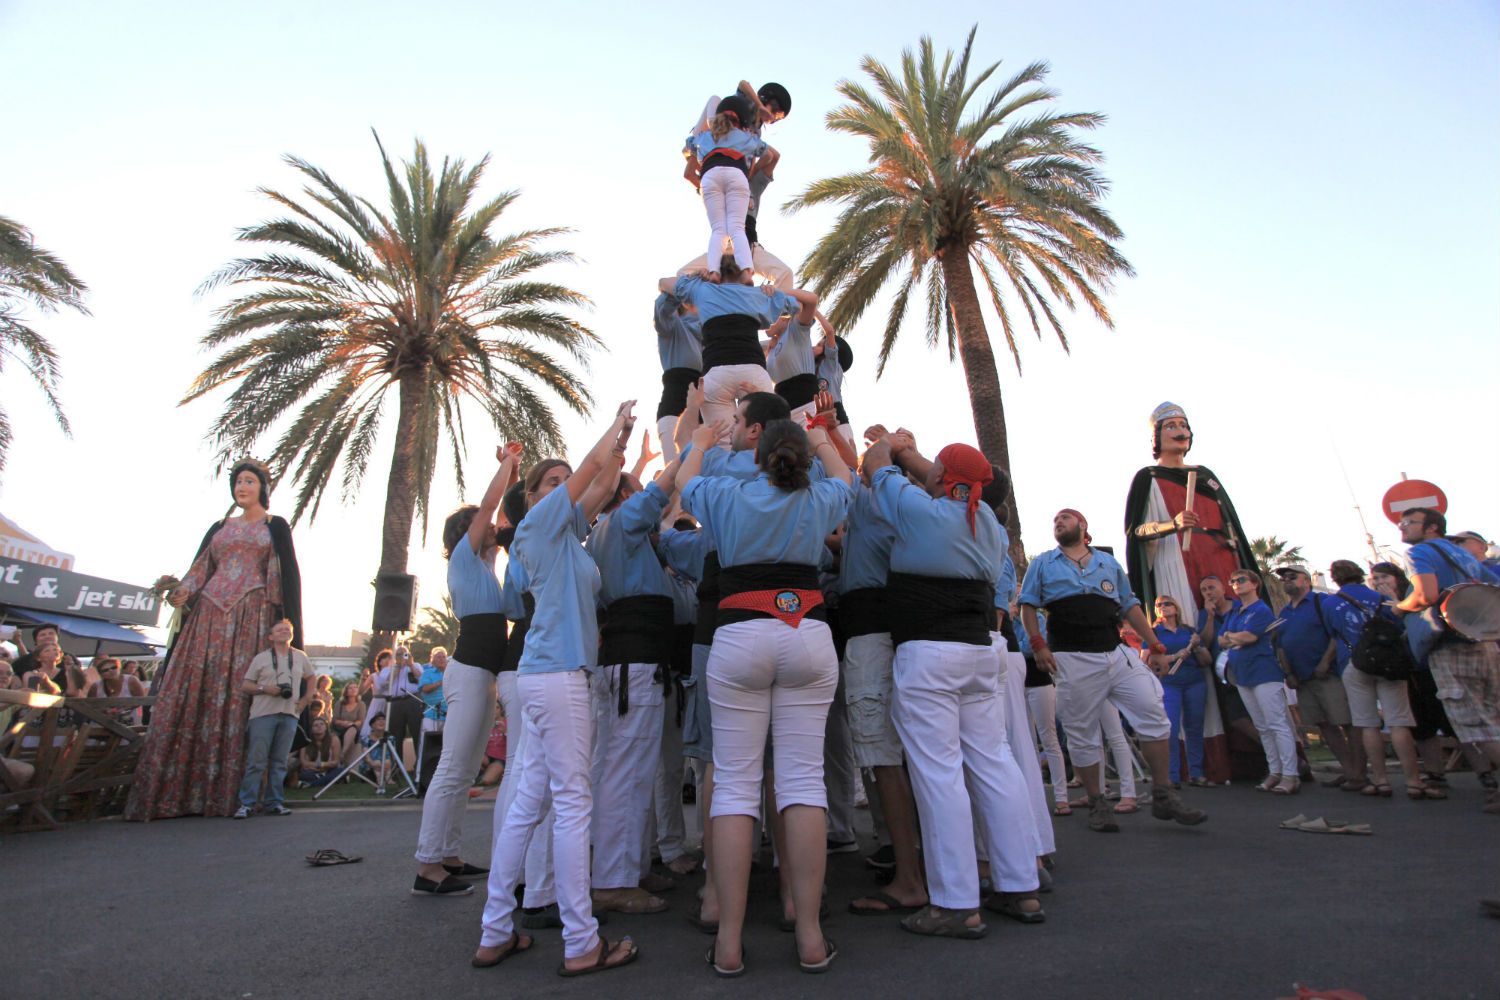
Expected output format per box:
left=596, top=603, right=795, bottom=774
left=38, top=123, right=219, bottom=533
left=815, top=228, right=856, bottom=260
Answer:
left=807, top=425, right=851, bottom=486
left=676, top=420, right=728, bottom=494
left=674, top=380, right=705, bottom=456
left=813, top=391, right=857, bottom=470
left=889, top=429, right=934, bottom=484
left=631, top=430, right=661, bottom=481
left=470, top=443, right=523, bottom=552
left=566, top=402, right=634, bottom=506
left=579, top=405, right=637, bottom=520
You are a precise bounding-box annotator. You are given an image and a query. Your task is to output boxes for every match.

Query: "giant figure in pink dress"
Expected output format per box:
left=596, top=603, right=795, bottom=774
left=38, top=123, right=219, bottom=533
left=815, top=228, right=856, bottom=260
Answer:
left=126, top=460, right=302, bottom=820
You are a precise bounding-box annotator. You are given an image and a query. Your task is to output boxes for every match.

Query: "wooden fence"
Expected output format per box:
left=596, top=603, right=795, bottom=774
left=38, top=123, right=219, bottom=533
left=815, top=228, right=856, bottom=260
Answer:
left=0, top=689, right=155, bottom=832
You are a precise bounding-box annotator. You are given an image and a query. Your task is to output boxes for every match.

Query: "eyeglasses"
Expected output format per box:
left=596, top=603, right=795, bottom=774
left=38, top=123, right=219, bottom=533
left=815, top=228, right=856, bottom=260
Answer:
left=1229, top=577, right=1252, bottom=585
left=99, top=666, right=118, bottom=673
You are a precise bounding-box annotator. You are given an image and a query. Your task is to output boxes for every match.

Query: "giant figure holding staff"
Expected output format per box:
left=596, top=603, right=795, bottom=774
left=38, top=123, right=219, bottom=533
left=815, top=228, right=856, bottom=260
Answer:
left=1124, top=402, right=1259, bottom=784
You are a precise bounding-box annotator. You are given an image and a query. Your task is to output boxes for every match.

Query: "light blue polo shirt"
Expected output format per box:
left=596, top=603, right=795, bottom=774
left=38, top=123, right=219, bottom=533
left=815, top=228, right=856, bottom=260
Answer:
left=689, top=126, right=769, bottom=163
left=586, top=481, right=672, bottom=606
left=512, top=486, right=600, bottom=673
left=836, top=482, right=895, bottom=594
left=447, top=536, right=501, bottom=618
left=766, top=319, right=816, bottom=383
left=654, top=292, right=703, bottom=371
left=871, top=466, right=1002, bottom=585
left=815, top=351, right=844, bottom=403
left=1019, top=547, right=1141, bottom=613
left=681, top=474, right=851, bottom=568
left=673, top=276, right=797, bottom=327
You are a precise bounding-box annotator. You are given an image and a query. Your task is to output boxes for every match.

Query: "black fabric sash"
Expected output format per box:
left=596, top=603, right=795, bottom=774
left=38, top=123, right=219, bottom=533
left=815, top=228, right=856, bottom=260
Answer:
left=701, top=314, right=765, bottom=373
left=839, top=587, right=889, bottom=638
left=500, top=593, right=536, bottom=672
left=717, top=562, right=826, bottom=629
left=1044, top=593, right=1125, bottom=653
left=885, top=572, right=993, bottom=648
left=657, top=366, right=702, bottom=420
left=454, top=613, right=507, bottom=675
left=774, top=372, right=819, bottom=409
left=600, top=595, right=676, bottom=667
left=702, top=150, right=750, bottom=175
left=693, top=552, right=722, bottom=646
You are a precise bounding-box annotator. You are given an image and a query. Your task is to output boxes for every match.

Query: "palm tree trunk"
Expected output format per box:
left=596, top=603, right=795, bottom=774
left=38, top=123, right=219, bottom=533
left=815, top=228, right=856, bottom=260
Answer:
left=372, top=369, right=423, bottom=649
left=940, top=250, right=1026, bottom=571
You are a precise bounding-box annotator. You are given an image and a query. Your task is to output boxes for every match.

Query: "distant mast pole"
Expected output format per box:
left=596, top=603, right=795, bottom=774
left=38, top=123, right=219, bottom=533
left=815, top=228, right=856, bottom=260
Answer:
left=1333, top=445, right=1380, bottom=564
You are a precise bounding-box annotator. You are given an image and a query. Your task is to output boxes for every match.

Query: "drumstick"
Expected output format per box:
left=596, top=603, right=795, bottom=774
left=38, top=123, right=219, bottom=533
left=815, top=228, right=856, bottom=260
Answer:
left=1182, top=470, right=1197, bottom=551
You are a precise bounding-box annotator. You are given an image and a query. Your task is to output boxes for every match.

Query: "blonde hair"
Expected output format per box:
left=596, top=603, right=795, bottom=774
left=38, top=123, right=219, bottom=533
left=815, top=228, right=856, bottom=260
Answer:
left=710, top=111, right=736, bottom=141
left=429, top=646, right=449, bottom=660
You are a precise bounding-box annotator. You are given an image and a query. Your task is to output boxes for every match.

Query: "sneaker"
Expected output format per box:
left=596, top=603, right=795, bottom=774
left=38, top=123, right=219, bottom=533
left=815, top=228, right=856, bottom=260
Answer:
left=1086, top=795, right=1119, bottom=833
left=411, top=874, right=475, bottom=896
left=1151, top=788, right=1207, bottom=826
left=827, top=838, right=860, bottom=854
left=864, top=844, right=896, bottom=871
left=232, top=805, right=251, bottom=820
left=267, top=804, right=293, bottom=817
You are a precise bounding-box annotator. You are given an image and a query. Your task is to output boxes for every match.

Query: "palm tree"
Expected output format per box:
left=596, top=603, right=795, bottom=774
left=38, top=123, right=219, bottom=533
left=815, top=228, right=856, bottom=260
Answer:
left=788, top=27, right=1132, bottom=560
left=1251, top=536, right=1305, bottom=571
left=0, top=215, right=89, bottom=478
left=406, top=595, right=460, bottom=663
left=185, top=134, right=598, bottom=625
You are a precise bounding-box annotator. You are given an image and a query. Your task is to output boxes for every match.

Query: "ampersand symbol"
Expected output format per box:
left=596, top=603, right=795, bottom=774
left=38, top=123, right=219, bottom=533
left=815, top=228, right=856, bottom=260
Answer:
left=34, top=578, right=59, bottom=600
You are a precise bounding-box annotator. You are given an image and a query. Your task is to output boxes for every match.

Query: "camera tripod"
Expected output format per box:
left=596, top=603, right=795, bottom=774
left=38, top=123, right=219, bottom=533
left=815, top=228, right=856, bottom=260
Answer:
left=315, top=692, right=422, bottom=801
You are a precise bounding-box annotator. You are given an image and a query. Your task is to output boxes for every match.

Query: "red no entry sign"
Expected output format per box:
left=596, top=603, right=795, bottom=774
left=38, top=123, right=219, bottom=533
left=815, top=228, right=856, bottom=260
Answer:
left=1382, top=479, right=1447, bottom=524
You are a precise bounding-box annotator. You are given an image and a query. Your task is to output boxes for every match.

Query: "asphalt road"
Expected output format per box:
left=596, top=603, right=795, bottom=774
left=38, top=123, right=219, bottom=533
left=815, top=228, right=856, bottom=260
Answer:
left=4, top=775, right=1497, bottom=999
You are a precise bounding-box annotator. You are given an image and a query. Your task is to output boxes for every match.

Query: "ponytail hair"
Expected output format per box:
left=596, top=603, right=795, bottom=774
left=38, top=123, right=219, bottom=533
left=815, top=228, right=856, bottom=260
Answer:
left=756, top=419, right=811, bottom=492
left=710, top=110, right=738, bottom=141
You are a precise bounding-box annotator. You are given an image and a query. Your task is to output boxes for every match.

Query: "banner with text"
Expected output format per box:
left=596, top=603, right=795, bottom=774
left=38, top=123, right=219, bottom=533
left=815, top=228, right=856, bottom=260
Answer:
left=0, top=557, right=161, bottom=627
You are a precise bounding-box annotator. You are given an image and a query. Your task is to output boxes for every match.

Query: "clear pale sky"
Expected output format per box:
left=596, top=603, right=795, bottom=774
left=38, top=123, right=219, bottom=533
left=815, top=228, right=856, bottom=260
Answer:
left=3, top=2, right=1497, bottom=645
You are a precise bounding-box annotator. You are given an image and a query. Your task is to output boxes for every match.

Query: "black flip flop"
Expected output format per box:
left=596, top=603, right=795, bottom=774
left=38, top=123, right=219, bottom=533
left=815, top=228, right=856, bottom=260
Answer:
left=471, top=934, right=532, bottom=968
left=305, top=849, right=363, bottom=867
left=799, top=936, right=838, bottom=974
left=557, top=936, right=638, bottom=978
left=847, top=891, right=922, bottom=916
left=706, top=938, right=745, bottom=978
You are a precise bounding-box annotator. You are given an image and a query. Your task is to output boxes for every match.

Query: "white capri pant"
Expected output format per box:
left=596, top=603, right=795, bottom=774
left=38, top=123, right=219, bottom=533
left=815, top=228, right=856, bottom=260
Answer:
left=1053, top=647, right=1172, bottom=769
left=413, top=660, right=494, bottom=865
left=657, top=415, right=682, bottom=464
left=707, top=618, right=838, bottom=819
left=1237, top=681, right=1299, bottom=777
left=1025, top=684, right=1068, bottom=803
left=481, top=670, right=598, bottom=959
left=995, top=644, right=1054, bottom=856
left=590, top=663, right=665, bottom=890
left=1100, top=702, right=1138, bottom=798
left=893, top=639, right=1038, bottom=908
left=700, top=165, right=753, bottom=273
left=492, top=671, right=554, bottom=907
left=1342, top=666, right=1416, bottom=729
left=702, top=363, right=774, bottom=444
left=643, top=677, right=689, bottom=867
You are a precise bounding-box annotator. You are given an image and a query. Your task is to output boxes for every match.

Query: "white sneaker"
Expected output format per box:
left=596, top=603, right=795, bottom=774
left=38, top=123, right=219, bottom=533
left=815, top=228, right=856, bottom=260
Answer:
left=232, top=805, right=251, bottom=819
left=267, top=804, right=293, bottom=817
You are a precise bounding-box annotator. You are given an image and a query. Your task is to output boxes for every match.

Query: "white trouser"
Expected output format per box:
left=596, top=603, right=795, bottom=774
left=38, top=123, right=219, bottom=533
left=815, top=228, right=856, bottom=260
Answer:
left=708, top=618, right=838, bottom=819
left=1100, top=703, right=1138, bottom=798
left=643, top=677, right=688, bottom=866
left=493, top=671, right=554, bottom=906
left=1025, top=684, right=1068, bottom=803
left=589, top=663, right=665, bottom=889
left=481, top=671, right=597, bottom=958
left=700, top=166, right=753, bottom=272
left=702, top=364, right=774, bottom=445
left=892, top=640, right=1038, bottom=908
left=996, top=645, right=1054, bottom=856
left=824, top=666, right=857, bottom=842
left=413, top=661, right=493, bottom=864
left=1238, top=681, right=1298, bottom=777
left=656, top=415, right=682, bottom=464
left=1053, top=648, right=1171, bottom=769
left=678, top=244, right=793, bottom=290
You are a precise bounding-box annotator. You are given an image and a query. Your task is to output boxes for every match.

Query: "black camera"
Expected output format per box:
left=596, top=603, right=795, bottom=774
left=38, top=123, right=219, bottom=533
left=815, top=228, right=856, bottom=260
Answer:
left=277, top=682, right=293, bottom=699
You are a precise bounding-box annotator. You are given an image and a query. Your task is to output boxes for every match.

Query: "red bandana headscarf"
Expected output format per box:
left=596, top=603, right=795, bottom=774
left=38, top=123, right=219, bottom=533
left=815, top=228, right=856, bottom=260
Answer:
left=1058, top=508, right=1093, bottom=545
left=937, top=444, right=993, bottom=536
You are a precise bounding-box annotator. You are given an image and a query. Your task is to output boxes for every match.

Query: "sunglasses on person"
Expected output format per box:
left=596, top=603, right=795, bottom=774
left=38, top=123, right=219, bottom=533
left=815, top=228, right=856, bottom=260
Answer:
left=99, top=665, right=118, bottom=673
left=1230, top=576, right=1253, bottom=585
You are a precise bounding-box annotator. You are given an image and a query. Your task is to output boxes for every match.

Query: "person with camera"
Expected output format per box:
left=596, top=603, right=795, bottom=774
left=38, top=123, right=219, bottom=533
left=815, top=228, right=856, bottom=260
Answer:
left=234, top=619, right=313, bottom=819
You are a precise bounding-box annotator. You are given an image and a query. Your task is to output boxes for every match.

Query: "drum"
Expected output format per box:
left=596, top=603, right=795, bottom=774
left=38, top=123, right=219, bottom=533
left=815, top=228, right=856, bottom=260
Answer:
left=1438, top=582, right=1500, bottom=642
